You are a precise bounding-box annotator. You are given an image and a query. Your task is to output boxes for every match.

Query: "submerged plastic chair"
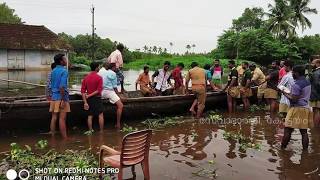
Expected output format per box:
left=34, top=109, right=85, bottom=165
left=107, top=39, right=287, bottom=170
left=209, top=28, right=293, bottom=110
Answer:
left=99, top=129, right=152, bottom=180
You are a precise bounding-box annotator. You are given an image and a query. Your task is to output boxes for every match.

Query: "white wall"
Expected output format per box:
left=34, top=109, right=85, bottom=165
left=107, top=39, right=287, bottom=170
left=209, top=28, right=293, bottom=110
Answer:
left=0, top=49, right=8, bottom=70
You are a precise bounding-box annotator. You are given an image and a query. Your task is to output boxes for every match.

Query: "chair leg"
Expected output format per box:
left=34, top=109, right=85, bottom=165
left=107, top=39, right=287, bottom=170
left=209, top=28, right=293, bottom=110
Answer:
left=118, top=168, right=123, bottom=180
left=99, top=162, right=104, bottom=180
left=141, top=160, right=150, bottom=180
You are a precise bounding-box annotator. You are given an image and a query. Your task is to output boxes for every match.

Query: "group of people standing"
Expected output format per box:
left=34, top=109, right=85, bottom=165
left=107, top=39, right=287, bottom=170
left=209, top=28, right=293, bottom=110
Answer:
left=46, top=44, right=127, bottom=138
left=223, top=58, right=320, bottom=150
left=46, top=46, right=320, bottom=151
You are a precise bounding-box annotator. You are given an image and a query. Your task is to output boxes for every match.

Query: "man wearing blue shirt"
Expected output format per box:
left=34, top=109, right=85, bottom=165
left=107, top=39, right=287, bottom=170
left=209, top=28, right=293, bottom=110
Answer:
left=49, top=54, right=70, bottom=138
left=99, top=63, right=123, bottom=129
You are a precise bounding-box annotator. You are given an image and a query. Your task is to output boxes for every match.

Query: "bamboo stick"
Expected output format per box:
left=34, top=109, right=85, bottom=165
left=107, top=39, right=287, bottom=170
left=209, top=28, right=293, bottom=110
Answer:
left=0, top=79, right=46, bottom=87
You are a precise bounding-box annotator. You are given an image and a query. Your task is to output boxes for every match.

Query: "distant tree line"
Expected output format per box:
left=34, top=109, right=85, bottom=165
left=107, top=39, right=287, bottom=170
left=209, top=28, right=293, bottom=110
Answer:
left=211, top=0, right=319, bottom=65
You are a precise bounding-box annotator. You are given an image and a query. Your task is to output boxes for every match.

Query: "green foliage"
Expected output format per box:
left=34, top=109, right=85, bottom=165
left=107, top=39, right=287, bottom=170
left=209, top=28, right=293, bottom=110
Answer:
left=223, top=131, right=262, bottom=151
left=71, top=55, right=91, bottom=66
left=0, top=3, right=22, bottom=24
left=35, top=140, right=48, bottom=150
left=121, top=124, right=138, bottom=134
left=1, top=143, right=108, bottom=179
left=84, top=129, right=94, bottom=136
left=125, top=55, right=249, bottom=70
left=141, top=116, right=184, bottom=129
left=232, top=7, right=265, bottom=32
left=295, top=34, right=320, bottom=60
left=213, top=29, right=303, bottom=65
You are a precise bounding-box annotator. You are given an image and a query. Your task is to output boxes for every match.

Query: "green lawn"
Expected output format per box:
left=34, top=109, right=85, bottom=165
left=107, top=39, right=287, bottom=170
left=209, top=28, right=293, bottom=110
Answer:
left=124, top=55, right=250, bottom=70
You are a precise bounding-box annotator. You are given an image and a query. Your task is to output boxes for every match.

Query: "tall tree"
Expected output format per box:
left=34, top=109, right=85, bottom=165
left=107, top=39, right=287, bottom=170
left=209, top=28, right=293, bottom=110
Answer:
left=158, top=47, right=163, bottom=54
left=266, top=0, right=295, bottom=39
left=232, top=7, right=265, bottom=32
left=186, top=44, right=191, bottom=54
left=0, top=3, right=22, bottom=24
left=152, top=46, right=158, bottom=54
left=143, top=45, right=148, bottom=53
left=169, top=42, right=173, bottom=53
left=192, top=44, right=196, bottom=53
left=289, top=0, right=318, bottom=32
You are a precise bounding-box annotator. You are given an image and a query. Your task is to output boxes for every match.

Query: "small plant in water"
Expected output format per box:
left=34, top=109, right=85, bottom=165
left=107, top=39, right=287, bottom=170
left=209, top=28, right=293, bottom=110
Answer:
left=121, top=124, right=138, bottom=134
left=84, top=129, right=94, bottom=136
left=223, top=131, right=261, bottom=151
left=249, top=104, right=265, bottom=112
left=35, top=140, right=48, bottom=149
left=0, top=143, right=111, bottom=179
left=141, top=116, right=184, bottom=129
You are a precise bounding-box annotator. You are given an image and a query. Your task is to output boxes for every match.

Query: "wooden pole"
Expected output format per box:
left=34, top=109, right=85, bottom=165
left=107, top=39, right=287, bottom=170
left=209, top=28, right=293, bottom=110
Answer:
left=0, top=79, right=46, bottom=87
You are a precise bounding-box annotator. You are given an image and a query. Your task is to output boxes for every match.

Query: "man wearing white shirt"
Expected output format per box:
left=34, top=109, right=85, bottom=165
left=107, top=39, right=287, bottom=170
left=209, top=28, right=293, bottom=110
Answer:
left=107, top=44, right=126, bottom=93
left=277, top=60, right=295, bottom=115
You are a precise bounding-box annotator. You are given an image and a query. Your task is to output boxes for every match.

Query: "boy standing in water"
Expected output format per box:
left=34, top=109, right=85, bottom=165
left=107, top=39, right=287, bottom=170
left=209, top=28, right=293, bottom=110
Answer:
left=281, top=65, right=313, bottom=150
left=49, top=54, right=70, bottom=138
left=223, top=60, right=239, bottom=113
left=211, top=59, right=223, bottom=89
left=81, top=62, right=104, bottom=132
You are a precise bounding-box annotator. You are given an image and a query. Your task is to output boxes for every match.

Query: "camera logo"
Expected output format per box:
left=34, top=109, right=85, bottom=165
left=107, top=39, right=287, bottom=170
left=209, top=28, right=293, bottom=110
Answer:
left=6, top=169, right=30, bottom=180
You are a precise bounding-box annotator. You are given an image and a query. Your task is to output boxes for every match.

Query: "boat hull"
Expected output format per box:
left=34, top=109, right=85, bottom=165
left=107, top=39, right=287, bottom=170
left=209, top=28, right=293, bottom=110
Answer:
left=0, top=92, right=227, bottom=130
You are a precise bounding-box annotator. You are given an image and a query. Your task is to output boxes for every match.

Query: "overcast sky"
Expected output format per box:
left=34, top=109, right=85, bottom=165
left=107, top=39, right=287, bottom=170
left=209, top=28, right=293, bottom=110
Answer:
left=3, top=0, right=320, bottom=53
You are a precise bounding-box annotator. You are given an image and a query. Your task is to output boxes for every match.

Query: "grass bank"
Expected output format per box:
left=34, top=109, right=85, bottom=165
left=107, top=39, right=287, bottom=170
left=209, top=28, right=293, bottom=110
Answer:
left=124, top=55, right=250, bottom=70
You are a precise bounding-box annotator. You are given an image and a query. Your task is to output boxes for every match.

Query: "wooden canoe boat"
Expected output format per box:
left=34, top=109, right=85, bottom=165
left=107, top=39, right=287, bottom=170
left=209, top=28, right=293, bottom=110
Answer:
left=0, top=91, right=227, bottom=130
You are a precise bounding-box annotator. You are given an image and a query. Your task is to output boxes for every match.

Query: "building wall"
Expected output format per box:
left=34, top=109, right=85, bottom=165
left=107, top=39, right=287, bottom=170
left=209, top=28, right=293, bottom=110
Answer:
left=0, top=49, right=67, bottom=70
left=0, top=49, right=8, bottom=70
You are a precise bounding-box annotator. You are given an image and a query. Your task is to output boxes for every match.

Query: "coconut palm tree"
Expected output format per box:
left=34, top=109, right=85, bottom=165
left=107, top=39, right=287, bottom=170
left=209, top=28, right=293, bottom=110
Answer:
left=158, top=47, right=163, bottom=54
left=192, top=44, right=196, bottom=53
left=289, top=0, right=318, bottom=32
left=164, top=48, right=168, bottom=53
left=152, top=46, right=158, bottom=54
left=266, top=0, right=295, bottom=39
left=169, top=42, right=173, bottom=53
left=186, top=44, right=191, bottom=54
left=143, top=45, right=148, bottom=53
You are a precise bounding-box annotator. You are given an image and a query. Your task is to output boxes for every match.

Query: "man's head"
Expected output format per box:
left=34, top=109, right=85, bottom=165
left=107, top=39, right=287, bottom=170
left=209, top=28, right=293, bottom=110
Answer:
left=242, top=61, right=249, bottom=70
left=51, top=63, right=56, bottom=70
left=90, top=62, right=100, bottom=72
left=163, top=61, right=171, bottom=71
left=204, top=64, right=211, bottom=70
left=102, top=62, right=109, bottom=69
left=228, top=60, right=236, bottom=69
left=283, top=60, right=294, bottom=72
left=54, top=54, right=67, bottom=66
left=108, top=63, right=117, bottom=71
left=116, top=44, right=125, bottom=53
left=271, top=61, right=279, bottom=70
left=292, top=65, right=305, bottom=80
left=280, top=60, right=286, bottom=68
left=190, top=62, right=198, bottom=68
left=177, top=63, right=185, bottom=70
left=143, top=65, right=149, bottom=74
left=214, top=59, right=220, bottom=67
left=249, top=64, right=256, bottom=71
left=311, top=59, right=320, bottom=69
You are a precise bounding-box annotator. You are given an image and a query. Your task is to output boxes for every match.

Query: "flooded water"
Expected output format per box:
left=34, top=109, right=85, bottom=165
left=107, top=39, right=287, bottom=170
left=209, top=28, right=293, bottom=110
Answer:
left=1, top=111, right=319, bottom=180
left=0, top=70, right=145, bottom=97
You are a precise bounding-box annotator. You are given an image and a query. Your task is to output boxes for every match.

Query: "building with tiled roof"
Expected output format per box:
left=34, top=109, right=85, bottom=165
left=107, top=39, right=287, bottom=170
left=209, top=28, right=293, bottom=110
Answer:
left=0, top=23, right=72, bottom=70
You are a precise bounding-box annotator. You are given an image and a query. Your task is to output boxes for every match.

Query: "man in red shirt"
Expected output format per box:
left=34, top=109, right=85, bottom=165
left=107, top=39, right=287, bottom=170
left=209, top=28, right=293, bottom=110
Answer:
left=172, top=63, right=185, bottom=95
left=81, top=62, right=104, bottom=132
left=279, top=60, right=287, bottom=81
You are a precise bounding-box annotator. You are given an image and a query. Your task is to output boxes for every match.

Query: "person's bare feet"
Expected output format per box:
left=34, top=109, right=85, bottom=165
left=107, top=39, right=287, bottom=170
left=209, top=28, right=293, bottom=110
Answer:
left=189, top=108, right=196, bottom=116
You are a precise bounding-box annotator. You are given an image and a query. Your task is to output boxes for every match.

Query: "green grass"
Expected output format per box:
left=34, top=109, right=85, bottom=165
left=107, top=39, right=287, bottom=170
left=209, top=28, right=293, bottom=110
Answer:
left=124, top=55, right=250, bottom=70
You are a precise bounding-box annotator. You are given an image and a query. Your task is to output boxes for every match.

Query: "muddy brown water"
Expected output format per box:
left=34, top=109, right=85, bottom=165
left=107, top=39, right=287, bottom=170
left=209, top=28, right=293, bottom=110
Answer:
left=1, top=111, right=320, bottom=180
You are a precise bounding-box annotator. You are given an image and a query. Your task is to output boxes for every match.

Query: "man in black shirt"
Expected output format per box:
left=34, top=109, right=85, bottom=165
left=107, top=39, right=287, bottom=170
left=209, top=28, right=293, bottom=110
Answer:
left=240, top=62, right=252, bottom=111
left=265, top=61, right=280, bottom=114
left=223, top=60, right=239, bottom=113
